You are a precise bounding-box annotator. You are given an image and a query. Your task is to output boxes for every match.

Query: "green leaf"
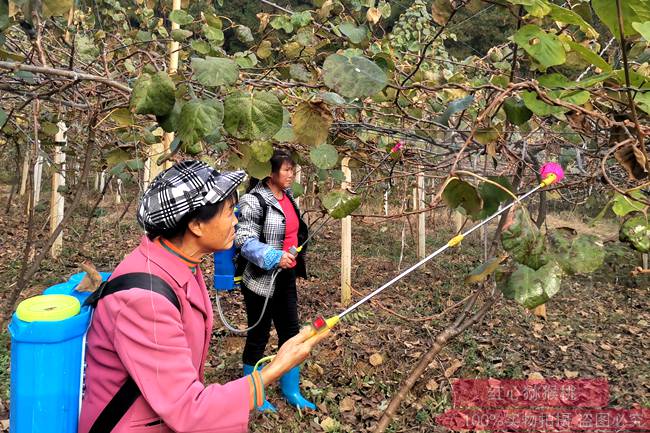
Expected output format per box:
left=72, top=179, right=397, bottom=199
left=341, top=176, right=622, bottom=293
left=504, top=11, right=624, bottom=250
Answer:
left=247, top=158, right=272, bottom=179
left=273, top=108, right=295, bottom=143
left=442, top=179, right=483, bottom=220
left=191, top=40, right=211, bottom=55
left=106, top=148, right=130, bottom=167
left=169, top=10, right=194, bottom=25
left=612, top=190, right=648, bottom=216
left=593, top=0, right=650, bottom=37
left=338, top=22, right=367, bottom=44
left=478, top=176, right=513, bottom=218
left=171, top=29, right=193, bottom=42
left=323, top=54, right=387, bottom=99
left=512, top=24, right=566, bottom=69
left=191, top=56, right=239, bottom=87
left=289, top=63, right=311, bottom=82
left=321, top=189, right=361, bottom=219
left=235, top=25, right=255, bottom=44
left=321, top=92, right=346, bottom=106
left=250, top=141, right=273, bottom=162
left=310, top=143, right=339, bottom=169
left=291, top=11, right=312, bottom=28
left=465, top=256, right=504, bottom=284
left=223, top=91, right=283, bottom=140
left=203, top=24, right=224, bottom=43
left=157, top=101, right=183, bottom=133
left=507, top=0, right=551, bottom=18
left=0, top=0, right=10, bottom=31
left=130, top=72, right=176, bottom=117
left=291, top=182, right=304, bottom=198
left=522, top=91, right=566, bottom=117
left=110, top=108, right=134, bottom=127
left=499, top=262, right=563, bottom=309
left=177, top=99, right=224, bottom=146
left=292, top=101, right=333, bottom=146
left=619, top=213, right=650, bottom=253
left=501, top=210, right=548, bottom=270
left=271, top=16, right=293, bottom=34
left=435, top=95, right=474, bottom=126
left=76, top=35, right=99, bottom=63
left=256, top=40, right=273, bottom=59
left=633, top=21, right=650, bottom=40
left=503, top=97, right=533, bottom=125
left=0, top=109, right=7, bottom=129
left=566, top=41, right=612, bottom=72
left=547, top=4, right=597, bottom=37
left=126, top=158, right=144, bottom=170
left=549, top=229, right=605, bottom=274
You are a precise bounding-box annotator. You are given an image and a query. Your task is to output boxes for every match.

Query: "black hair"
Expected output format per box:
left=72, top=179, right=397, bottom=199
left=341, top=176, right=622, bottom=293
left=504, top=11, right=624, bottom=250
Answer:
left=246, top=149, right=295, bottom=193
left=145, top=191, right=237, bottom=240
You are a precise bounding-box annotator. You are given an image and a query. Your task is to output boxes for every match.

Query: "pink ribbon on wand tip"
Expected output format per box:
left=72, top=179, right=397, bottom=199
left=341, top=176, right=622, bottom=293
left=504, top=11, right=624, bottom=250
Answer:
left=390, top=141, right=403, bottom=153
left=540, top=162, right=565, bottom=184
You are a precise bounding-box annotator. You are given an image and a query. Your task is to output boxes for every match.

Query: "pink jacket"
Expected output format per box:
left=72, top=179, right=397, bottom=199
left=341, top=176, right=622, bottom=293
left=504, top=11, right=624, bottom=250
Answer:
left=78, top=236, right=250, bottom=433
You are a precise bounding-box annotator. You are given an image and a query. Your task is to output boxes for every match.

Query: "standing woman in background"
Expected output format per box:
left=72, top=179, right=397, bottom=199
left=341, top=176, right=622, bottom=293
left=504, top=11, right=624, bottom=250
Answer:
left=235, top=149, right=315, bottom=412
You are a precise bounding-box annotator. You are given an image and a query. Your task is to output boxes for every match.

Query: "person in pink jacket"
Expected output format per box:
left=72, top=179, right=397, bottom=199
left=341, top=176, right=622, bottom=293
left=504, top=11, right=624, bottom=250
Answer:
left=78, top=160, right=329, bottom=433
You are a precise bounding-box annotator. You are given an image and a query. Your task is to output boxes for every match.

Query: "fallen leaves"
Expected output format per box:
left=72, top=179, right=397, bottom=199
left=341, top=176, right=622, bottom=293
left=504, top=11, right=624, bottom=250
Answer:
left=444, top=359, right=463, bottom=378
left=369, top=353, right=384, bottom=367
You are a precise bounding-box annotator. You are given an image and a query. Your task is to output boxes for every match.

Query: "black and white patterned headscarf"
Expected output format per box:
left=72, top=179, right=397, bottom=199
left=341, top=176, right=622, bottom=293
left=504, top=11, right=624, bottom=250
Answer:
left=137, top=160, right=246, bottom=233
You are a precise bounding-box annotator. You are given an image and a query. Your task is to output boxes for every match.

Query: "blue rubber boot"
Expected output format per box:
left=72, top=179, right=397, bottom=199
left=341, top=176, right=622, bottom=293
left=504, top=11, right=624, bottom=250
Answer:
left=279, top=366, right=317, bottom=410
left=243, top=364, right=277, bottom=412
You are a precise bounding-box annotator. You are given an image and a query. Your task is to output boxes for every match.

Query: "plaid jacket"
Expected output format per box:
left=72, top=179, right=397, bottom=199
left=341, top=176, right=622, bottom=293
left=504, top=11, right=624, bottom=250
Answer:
left=235, top=182, right=308, bottom=297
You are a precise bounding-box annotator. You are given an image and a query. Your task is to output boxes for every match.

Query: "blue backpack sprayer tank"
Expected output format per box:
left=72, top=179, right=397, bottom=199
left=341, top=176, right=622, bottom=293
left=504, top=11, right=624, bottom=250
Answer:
left=213, top=205, right=279, bottom=333
left=8, top=272, right=110, bottom=433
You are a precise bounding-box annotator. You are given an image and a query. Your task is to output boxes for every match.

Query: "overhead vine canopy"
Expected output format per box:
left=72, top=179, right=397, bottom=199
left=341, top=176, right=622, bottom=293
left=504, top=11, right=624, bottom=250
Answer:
left=0, top=0, right=648, bottom=225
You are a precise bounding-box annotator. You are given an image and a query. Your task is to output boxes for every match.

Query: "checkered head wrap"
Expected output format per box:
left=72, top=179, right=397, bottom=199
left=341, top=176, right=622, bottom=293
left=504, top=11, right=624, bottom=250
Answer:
left=137, top=160, right=246, bottom=233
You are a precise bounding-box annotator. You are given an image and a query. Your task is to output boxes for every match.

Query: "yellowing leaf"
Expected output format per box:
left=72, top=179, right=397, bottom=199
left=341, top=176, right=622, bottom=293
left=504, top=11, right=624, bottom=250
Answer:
left=366, top=7, right=382, bottom=24
left=292, top=101, right=332, bottom=146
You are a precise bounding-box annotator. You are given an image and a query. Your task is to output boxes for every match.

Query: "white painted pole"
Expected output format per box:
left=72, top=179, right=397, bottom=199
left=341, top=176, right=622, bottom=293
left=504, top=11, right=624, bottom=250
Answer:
left=33, top=148, right=43, bottom=205
left=50, top=121, right=67, bottom=258
left=417, top=171, right=426, bottom=261
left=384, top=187, right=389, bottom=216
left=115, top=178, right=122, bottom=205
left=99, top=169, right=106, bottom=193
left=19, top=151, right=29, bottom=196
left=294, top=164, right=301, bottom=208
left=341, top=157, right=352, bottom=306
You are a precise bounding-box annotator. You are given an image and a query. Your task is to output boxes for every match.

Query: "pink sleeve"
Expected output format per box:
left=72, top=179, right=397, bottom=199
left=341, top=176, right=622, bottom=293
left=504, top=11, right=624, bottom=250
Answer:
left=113, top=290, right=250, bottom=433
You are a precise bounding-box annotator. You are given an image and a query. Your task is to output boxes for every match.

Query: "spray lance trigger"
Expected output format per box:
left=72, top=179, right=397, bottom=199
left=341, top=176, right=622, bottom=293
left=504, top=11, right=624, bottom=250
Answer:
left=288, top=245, right=302, bottom=257
left=308, top=315, right=340, bottom=338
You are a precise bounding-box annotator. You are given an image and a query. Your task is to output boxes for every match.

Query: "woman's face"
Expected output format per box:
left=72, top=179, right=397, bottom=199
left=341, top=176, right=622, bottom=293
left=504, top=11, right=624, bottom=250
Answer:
left=196, top=198, right=238, bottom=252
left=270, top=161, right=295, bottom=190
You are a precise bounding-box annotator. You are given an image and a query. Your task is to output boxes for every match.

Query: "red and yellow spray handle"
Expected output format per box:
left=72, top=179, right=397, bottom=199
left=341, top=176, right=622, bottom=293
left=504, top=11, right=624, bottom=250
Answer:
left=254, top=162, right=564, bottom=370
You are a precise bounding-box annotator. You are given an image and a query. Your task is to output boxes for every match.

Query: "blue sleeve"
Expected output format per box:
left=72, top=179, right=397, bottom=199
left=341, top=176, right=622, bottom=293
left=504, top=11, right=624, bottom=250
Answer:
left=241, top=239, right=282, bottom=271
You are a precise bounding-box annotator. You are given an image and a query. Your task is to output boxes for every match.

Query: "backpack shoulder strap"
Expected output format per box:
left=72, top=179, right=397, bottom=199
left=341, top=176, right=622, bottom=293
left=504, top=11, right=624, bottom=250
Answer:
left=86, top=272, right=179, bottom=433
left=250, top=192, right=268, bottom=244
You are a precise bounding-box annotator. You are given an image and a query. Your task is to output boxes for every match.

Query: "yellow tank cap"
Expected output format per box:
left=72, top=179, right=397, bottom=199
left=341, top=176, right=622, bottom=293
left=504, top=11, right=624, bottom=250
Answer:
left=16, top=294, right=80, bottom=322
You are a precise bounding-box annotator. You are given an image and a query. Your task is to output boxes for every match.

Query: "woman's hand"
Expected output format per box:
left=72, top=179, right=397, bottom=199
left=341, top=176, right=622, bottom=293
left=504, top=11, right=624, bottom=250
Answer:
left=278, top=251, right=296, bottom=269
left=260, top=326, right=331, bottom=384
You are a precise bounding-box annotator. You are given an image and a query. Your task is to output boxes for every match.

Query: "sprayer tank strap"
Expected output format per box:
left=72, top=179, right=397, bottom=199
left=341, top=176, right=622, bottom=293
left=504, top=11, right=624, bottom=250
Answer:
left=87, top=272, right=180, bottom=433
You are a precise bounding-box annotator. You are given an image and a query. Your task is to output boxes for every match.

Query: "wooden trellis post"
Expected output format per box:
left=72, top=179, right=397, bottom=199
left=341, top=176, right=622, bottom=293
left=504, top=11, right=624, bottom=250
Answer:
left=115, top=178, right=123, bottom=205
left=294, top=164, right=301, bottom=208
left=147, top=0, right=181, bottom=186
left=19, top=151, right=29, bottom=196
left=417, top=171, right=426, bottom=261
left=33, top=149, right=44, bottom=206
left=50, top=121, right=67, bottom=258
left=341, top=157, right=352, bottom=306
